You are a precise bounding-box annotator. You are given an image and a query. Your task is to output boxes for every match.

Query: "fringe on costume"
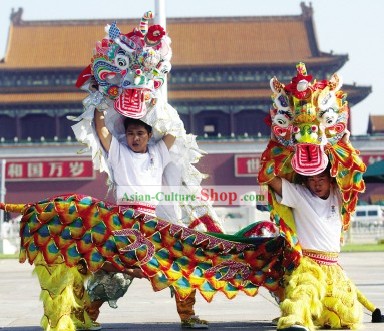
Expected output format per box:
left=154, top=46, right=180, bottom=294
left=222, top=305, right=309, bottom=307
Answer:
left=33, top=254, right=93, bottom=331
left=277, top=255, right=363, bottom=331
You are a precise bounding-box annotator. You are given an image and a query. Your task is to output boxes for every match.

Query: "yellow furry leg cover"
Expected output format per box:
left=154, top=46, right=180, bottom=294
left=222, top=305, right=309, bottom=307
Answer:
left=277, top=257, right=326, bottom=331
left=70, top=262, right=95, bottom=329
left=317, top=264, right=363, bottom=329
left=33, top=255, right=79, bottom=331
left=278, top=256, right=363, bottom=330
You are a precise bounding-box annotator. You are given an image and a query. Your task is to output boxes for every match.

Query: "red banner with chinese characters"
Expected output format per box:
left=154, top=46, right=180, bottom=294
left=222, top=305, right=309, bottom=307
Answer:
left=360, top=153, right=384, bottom=165
left=5, top=158, right=95, bottom=181
left=234, top=154, right=261, bottom=177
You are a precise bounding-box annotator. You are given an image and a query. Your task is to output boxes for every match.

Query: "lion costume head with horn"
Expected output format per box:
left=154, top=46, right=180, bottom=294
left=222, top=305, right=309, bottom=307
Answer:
left=75, top=11, right=172, bottom=119
left=258, top=62, right=366, bottom=231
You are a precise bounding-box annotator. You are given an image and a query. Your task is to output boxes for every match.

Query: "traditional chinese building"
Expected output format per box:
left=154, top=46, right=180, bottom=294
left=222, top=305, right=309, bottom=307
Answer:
left=367, top=115, right=384, bottom=135
left=0, top=3, right=382, bottom=206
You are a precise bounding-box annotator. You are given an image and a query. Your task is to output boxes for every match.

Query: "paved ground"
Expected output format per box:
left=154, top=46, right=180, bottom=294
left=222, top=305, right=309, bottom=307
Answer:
left=0, top=252, right=384, bottom=330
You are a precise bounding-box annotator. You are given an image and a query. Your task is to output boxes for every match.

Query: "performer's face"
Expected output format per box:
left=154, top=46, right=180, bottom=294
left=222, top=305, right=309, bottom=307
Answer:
left=305, top=172, right=332, bottom=200
left=125, top=124, right=152, bottom=153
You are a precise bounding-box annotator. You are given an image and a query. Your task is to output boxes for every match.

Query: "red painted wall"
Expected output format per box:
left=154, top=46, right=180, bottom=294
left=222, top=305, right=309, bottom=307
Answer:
left=5, top=172, right=112, bottom=204
left=196, top=154, right=258, bottom=185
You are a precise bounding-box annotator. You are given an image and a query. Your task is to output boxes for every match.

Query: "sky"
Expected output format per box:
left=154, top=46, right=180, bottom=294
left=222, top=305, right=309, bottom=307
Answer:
left=0, top=0, right=382, bottom=136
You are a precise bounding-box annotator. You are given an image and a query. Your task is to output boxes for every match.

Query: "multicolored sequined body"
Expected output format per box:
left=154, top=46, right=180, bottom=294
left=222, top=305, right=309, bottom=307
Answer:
left=10, top=193, right=300, bottom=302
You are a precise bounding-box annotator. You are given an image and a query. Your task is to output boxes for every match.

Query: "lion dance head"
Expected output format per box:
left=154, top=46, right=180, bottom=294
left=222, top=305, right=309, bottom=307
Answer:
left=76, top=11, right=172, bottom=119
left=259, top=62, right=366, bottom=230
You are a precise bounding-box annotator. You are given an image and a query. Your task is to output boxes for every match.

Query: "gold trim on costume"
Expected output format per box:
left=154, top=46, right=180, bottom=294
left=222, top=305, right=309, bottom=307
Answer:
left=302, top=249, right=339, bottom=265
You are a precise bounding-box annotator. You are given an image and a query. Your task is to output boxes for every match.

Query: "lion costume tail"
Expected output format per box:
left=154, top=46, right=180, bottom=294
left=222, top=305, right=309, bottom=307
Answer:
left=0, top=202, right=25, bottom=214
left=357, top=289, right=384, bottom=323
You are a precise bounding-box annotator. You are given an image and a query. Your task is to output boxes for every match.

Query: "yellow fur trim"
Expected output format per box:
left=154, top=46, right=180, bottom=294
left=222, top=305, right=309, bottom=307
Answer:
left=33, top=253, right=91, bottom=331
left=278, top=257, right=363, bottom=330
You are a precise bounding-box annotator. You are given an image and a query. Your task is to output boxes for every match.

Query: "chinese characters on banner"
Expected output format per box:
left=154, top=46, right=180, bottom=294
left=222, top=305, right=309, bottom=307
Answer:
left=5, top=158, right=94, bottom=181
left=235, top=154, right=261, bottom=177
left=361, top=154, right=384, bottom=165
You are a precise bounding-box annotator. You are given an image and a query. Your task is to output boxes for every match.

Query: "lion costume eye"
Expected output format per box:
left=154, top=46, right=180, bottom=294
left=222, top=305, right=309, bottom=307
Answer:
left=293, top=126, right=300, bottom=134
left=114, top=51, right=130, bottom=70
left=273, top=114, right=291, bottom=128
left=318, top=108, right=338, bottom=127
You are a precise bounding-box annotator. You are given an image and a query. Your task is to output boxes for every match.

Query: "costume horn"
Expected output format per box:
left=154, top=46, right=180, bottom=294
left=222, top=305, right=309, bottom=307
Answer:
left=139, top=11, right=153, bottom=35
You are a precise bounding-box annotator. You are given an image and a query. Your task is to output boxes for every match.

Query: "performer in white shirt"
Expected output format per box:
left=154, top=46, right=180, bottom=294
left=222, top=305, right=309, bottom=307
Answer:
left=267, top=160, right=363, bottom=331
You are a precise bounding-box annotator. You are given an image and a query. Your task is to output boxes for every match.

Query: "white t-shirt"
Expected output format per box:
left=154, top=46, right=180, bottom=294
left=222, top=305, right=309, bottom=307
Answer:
left=280, top=178, right=342, bottom=252
left=108, top=136, right=171, bottom=206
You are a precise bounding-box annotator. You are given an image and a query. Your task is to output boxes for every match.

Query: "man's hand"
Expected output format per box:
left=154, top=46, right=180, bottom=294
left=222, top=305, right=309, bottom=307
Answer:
left=94, top=109, right=112, bottom=152
left=341, top=129, right=350, bottom=144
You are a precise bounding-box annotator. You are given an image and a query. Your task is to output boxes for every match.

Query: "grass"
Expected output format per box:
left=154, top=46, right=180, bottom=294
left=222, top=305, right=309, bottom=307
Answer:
left=0, top=253, right=18, bottom=259
left=341, top=243, right=384, bottom=252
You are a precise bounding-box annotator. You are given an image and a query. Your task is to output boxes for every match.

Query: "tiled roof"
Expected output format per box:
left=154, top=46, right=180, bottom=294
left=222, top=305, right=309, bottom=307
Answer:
left=369, top=194, right=384, bottom=204
left=369, top=115, right=384, bottom=132
left=0, top=92, right=85, bottom=104
left=0, top=5, right=370, bottom=113
left=168, top=19, right=313, bottom=66
left=0, top=88, right=270, bottom=104
left=1, top=7, right=325, bottom=69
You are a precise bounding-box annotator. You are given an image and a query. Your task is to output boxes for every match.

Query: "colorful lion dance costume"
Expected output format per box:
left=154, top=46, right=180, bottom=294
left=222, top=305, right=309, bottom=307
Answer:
left=260, top=62, right=366, bottom=231
left=70, top=11, right=224, bottom=232
left=0, top=12, right=297, bottom=331
left=0, top=14, right=382, bottom=331
left=258, top=62, right=383, bottom=330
